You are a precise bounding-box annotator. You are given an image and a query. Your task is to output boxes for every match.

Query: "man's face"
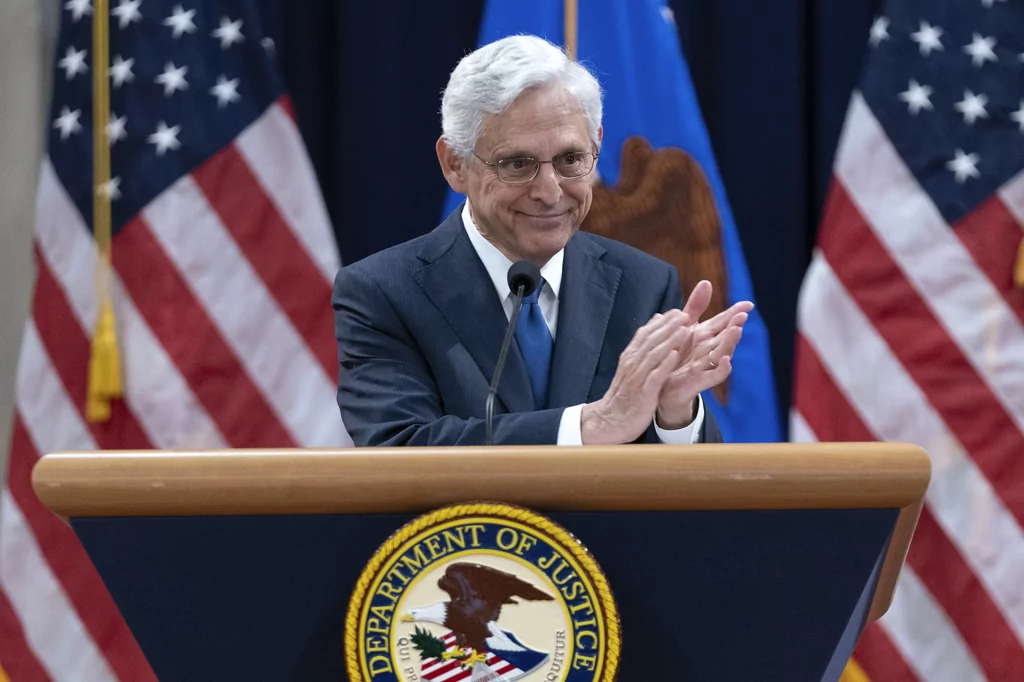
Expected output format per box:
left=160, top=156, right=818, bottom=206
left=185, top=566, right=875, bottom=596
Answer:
left=438, top=84, right=601, bottom=266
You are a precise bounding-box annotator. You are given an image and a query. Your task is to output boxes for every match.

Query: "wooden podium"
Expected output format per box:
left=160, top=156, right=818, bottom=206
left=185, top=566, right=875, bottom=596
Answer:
left=32, top=442, right=929, bottom=681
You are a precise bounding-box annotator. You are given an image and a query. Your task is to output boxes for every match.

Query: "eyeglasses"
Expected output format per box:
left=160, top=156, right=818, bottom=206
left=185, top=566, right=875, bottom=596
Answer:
left=472, top=151, right=599, bottom=184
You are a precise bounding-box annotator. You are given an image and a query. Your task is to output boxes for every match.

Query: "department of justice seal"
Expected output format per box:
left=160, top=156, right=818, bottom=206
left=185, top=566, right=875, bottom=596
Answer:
left=344, top=503, right=620, bottom=682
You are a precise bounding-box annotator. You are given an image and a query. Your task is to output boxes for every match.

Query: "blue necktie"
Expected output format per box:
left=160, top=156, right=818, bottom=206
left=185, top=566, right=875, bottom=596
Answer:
left=514, top=283, right=553, bottom=410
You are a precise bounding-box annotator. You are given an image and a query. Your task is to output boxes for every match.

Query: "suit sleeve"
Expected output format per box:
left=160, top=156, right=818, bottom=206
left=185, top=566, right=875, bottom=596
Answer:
left=333, top=266, right=562, bottom=446
left=637, top=265, right=724, bottom=445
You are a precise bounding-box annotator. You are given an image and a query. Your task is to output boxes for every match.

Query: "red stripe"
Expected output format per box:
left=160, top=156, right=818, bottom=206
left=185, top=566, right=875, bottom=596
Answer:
left=0, top=585, right=52, bottom=682
left=423, top=659, right=461, bottom=680
left=7, top=416, right=157, bottom=682
left=853, top=624, right=921, bottom=682
left=908, top=506, right=1024, bottom=681
left=32, top=246, right=152, bottom=450
left=112, top=217, right=296, bottom=447
left=278, top=95, right=297, bottom=122
left=953, top=195, right=1024, bottom=325
left=190, top=143, right=336, bottom=378
left=819, top=181, right=1024, bottom=525
left=793, top=334, right=876, bottom=442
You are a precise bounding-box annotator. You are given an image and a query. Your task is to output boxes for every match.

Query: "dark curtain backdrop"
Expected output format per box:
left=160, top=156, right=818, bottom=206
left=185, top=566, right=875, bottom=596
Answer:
left=263, top=0, right=882, bottom=435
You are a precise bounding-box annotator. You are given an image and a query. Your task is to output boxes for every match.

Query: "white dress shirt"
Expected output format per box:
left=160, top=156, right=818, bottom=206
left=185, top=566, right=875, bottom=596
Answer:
left=461, top=202, right=705, bottom=445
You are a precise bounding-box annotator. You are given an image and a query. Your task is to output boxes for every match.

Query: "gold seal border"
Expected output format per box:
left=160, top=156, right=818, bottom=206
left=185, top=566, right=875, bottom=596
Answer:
left=344, top=502, right=621, bottom=682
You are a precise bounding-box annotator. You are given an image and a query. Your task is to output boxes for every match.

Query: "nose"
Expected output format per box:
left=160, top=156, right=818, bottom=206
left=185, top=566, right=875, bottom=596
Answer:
left=528, top=162, right=563, bottom=206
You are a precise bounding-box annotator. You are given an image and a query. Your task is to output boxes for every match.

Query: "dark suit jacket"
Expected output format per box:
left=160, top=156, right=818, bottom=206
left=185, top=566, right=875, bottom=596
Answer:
left=332, top=207, right=722, bottom=446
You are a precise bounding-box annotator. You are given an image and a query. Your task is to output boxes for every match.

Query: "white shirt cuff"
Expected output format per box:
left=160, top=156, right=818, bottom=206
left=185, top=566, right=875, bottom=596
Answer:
left=556, top=404, right=585, bottom=445
left=654, top=395, right=705, bottom=444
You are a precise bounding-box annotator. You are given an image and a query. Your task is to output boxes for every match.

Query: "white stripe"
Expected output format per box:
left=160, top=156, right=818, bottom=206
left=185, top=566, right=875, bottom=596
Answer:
left=34, top=160, right=227, bottom=450
left=998, top=169, right=1024, bottom=228
left=788, top=409, right=817, bottom=443
left=836, top=93, right=1024, bottom=432
left=0, top=492, right=116, bottom=682
left=799, top=253, right=1024, bottom=648
left=880, top=567, right=984, bottom=682
left=235, top=102, right=341, bottom=281
left=142, top=175, right=351, bottom=447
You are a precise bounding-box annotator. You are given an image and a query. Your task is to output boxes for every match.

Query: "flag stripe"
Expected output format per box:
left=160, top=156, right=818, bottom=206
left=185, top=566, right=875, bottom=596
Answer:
left=139, top=176, right=345, bottom=447
left=112, top=215, right=295, bottom=447
left=853, top=621, right=922, bottom=682
left=836, top=94, right=1024, bottom=434
left=31, top=245, right=153, bottom=450
left=998, top=170, right=1024, bottom=227
left=235, top=100, right=341, bottom=283
left=0, top=492, right=116, bottom=682
left=819, top=182, right=1024, bottom=524
left=793, top=336, right=1024, bottom=676
left=191, top=142, right=337, bottom=378
left=798, top=254, right=1024, bottom=647
left=793, top=334, right=872, bottom=443
left=952, top=195, right=1024, bottom=324
left=34, top=160, right=228, bottom=450
left=0, top=587, right=51, bottom=682
left=909, top=506, right=1024, bottom=680
left=880, top=568, right=984, bottom=682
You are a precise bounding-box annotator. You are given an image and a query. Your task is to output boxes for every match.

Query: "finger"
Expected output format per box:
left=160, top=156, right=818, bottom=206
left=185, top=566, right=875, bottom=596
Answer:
left=632, top=310, right=687, bottom=351
left=707, top=327, right=743, bottom=368
left=682, top=280, right=712, bottom=322
left=700, top=301, right=754, bottom=336
left=645, top=348, right=679, bottom=393
left=638, top=327, right=689, bottom=376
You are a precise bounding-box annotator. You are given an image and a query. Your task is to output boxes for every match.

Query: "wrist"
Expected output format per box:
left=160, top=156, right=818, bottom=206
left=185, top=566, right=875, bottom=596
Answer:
left=581, top=401, right=617, bottom=446
left=656, top=397, right=698, bottom=430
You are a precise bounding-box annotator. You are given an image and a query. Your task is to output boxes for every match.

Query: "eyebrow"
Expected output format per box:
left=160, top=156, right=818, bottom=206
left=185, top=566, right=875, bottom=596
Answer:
left=496, top=145, right=589, bottom=159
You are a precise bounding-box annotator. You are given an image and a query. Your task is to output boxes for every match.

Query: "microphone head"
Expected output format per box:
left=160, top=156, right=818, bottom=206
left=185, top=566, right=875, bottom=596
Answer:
left=507, top=261, right=541, bottom=298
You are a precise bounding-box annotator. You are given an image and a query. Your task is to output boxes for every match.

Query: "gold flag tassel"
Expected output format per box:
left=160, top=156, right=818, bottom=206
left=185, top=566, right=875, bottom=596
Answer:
left=1014, top=236, right=1024, bottom=289
left=87, top=0, right=122, bottom=423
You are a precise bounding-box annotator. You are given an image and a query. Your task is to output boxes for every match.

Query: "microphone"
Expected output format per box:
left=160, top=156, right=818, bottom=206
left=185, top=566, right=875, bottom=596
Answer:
left=485, top=260, right=541, bottom=445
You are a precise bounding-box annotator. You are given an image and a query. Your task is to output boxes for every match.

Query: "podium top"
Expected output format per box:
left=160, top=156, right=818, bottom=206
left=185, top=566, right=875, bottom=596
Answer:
left=32, top=442, right=929, bottom=517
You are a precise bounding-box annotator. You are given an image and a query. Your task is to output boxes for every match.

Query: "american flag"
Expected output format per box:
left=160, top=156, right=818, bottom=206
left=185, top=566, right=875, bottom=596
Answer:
left=420, top=631, right=535, bottom=682
left=0, top=0, right=350, bottom=679
left=792, top=0, right=1024, bottom=680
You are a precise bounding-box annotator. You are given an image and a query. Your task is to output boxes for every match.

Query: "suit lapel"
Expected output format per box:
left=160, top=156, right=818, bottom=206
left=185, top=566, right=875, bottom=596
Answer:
left=412, top=212, right=534, bottom=414
left=548, top=234, right=621, bottom=408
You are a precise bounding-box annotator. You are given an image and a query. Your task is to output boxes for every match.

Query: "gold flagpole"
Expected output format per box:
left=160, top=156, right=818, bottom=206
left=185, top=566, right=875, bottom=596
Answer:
left=87, top=0, right=123, bottom=422
left=564, top=0, right=577, bottom=59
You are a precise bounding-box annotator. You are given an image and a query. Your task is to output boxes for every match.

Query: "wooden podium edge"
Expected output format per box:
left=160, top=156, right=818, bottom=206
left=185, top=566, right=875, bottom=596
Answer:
left=32, top=442, right=930, bottom=622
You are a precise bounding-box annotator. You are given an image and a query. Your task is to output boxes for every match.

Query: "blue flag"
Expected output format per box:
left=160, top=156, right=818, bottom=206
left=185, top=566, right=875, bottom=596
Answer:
left=443, top=0, right=780, bottom=443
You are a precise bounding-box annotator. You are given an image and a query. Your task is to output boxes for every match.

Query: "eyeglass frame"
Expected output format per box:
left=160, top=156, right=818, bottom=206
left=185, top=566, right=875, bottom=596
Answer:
left=471, top=149, right=600, bottom=184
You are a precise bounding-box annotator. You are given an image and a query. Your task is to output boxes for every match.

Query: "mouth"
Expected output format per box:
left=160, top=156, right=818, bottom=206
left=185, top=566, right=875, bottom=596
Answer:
left=519, top=210, right=568, bottom=222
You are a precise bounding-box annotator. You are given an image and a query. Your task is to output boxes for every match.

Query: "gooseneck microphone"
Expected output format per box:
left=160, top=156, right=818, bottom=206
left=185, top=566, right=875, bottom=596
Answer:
left=485, top=260, right=541, bottom=445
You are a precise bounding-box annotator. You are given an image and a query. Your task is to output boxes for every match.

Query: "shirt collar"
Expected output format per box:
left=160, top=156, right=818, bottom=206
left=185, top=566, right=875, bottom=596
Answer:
left=461, top=201, right=564, bottom=300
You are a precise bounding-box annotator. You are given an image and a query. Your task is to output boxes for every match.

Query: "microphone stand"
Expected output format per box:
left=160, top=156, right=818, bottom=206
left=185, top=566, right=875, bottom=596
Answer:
left=484, top=285, right=526, bottom=446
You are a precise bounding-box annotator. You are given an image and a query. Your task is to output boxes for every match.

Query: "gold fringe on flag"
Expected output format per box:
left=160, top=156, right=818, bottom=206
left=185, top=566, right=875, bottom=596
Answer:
left=87, top=0, right=123, bottom=423
left=1014, top=236, right=1024, bottom=289
left=839, top=659, right=871, bottom=682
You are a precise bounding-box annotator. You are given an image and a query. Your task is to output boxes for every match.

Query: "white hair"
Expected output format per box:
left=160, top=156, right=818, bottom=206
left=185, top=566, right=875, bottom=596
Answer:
left=440, top=34, right=603, bottom=158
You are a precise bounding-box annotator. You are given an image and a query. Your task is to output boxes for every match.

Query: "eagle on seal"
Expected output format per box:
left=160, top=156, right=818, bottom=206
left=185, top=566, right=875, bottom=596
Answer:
left=401, top=562, right=554, bottom=672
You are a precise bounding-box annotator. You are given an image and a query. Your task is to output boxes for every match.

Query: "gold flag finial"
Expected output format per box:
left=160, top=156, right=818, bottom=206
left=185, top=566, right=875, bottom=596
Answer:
left=87, top=0, right=123, bottom=422
left=564, top=0, right=577, bottom=60
left=1014, top=236, right=1024, bottom=289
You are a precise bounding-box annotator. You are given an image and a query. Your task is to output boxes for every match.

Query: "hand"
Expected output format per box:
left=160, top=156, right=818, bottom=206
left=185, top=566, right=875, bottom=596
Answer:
left=581, top=310, right=688, bottom=445
left=656, top=280, right=753, bottom=429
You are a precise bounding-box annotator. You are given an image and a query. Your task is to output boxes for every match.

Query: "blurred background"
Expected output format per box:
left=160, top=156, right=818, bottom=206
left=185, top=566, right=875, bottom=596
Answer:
left=3, top=1, right=1023, bottom=681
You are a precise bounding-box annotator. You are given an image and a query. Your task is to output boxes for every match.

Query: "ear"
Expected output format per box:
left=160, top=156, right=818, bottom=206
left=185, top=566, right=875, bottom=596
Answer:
left=436, top=137, right=469, bottom=194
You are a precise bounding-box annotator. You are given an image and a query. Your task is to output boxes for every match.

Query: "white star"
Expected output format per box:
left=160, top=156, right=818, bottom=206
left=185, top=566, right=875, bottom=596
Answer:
left=163, top=5, right=197, bottom=39
left=110, top=55, right=135, bottom=88
left=899, top=80, right=933, bottom=114
left=147, top=121, right=181, bottom=155
left=209, top=75, right=241, bottom=108
left=53, top=106, right=83, bottom=140
left=64, top=0, right=92, bottom=22
left=910, top=21, right=943, bottom=56
left=869, top=16, right=890, bottom=47
left=660, top=6, right=676, bottom=25
left=261, top=37, right=276, bottom=54
left=96, top=177, right=122, bottom=201
left=58, top=46, right=88, bottom=80
left=954, top=90, right=989, bottom=124
left=963, top=33, right=998, bottom=66
left=155, top=62, right=189, bottom=96
left=1011, top=101, right=1024, bottom=132
left=212, top=17, right=244, bottom=49
left=946, top=149, right=980, bottom=183
left=107, top=114, right=127, bottom=145
left=111, top=0, right=143, bottom=29
left=981, top=0, right=1006, bottom=7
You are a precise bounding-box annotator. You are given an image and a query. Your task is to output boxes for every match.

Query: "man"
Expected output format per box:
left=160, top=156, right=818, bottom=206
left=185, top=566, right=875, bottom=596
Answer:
left=333, top=35, right=751, bottom=446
